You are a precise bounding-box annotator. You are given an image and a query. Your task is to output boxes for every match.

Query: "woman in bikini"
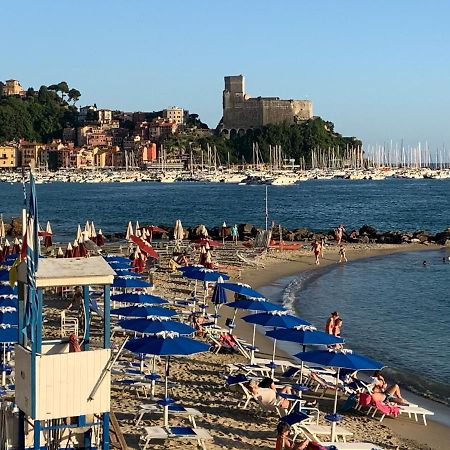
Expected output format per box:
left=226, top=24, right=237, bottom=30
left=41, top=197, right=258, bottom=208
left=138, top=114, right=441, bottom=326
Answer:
left=371, top=370, right=408, bottom=405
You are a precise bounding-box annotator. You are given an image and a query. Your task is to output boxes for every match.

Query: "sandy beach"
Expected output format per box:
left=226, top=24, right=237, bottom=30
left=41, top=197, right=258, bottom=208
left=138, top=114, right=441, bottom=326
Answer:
left=95, top=242, right=450, bottom=450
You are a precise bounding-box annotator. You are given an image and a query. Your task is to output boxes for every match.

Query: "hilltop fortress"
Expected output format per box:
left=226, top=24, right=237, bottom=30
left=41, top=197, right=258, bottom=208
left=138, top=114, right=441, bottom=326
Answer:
left=221, top=75, right=313, bottom=136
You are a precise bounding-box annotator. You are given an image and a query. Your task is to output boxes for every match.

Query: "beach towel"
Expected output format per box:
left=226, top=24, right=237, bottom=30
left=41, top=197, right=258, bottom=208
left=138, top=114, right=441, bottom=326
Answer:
left=358, top=392, right=373, bottom=407
left=372, top=399, right=400, bottom=417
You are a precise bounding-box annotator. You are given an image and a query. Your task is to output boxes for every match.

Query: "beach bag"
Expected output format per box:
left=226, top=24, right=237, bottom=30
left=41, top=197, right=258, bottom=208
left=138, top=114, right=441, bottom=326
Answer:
left=339, top=393, right=357, bottom=412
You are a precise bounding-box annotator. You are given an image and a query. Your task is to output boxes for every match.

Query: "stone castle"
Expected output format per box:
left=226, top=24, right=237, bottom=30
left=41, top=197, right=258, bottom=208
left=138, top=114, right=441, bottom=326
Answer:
left=221, top=75, right=313, bottom=136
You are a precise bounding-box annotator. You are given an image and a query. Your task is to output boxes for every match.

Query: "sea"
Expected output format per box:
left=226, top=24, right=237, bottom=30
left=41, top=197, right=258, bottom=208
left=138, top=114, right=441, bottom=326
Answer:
left=1, top=178, right=450, bottom=416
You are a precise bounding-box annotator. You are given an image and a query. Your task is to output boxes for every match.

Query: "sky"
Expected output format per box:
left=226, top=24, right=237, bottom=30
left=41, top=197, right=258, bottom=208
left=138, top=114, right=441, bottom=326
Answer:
left=3, top=0, right=450, bottom=154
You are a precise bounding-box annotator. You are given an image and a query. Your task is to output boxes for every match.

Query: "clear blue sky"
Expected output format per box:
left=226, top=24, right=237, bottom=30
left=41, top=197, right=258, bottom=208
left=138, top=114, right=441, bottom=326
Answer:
left=3, top=0, right=450, bottom=152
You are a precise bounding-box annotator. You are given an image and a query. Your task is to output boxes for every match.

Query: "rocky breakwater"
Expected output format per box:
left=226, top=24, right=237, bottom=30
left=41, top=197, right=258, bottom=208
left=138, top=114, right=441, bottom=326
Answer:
left=104, top=223, right=450, bottom=247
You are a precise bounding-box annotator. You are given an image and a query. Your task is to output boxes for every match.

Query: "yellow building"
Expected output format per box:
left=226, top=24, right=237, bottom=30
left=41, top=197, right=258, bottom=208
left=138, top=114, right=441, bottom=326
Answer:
left=4, top=79, right=24, bottom=96
left=19, top=142, right=42, bottom=168
left=0, top=145, right=18, bottom=168
left=163, top=106, right=184, bottom=125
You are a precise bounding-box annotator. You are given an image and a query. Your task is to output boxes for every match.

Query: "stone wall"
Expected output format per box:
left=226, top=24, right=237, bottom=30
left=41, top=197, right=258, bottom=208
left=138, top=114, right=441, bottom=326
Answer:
left=222, top=75, right=313, bottom=133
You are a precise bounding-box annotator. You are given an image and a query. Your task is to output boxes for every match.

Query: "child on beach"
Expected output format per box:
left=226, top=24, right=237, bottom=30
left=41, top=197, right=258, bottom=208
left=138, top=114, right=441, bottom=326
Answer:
left=338, top=245, right=347, bottom=263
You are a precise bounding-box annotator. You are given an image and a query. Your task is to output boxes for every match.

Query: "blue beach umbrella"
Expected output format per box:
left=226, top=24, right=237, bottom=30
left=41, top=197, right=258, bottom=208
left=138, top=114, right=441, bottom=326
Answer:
left=111, top=305, right=176, bottom=318
left=177, top=265, right=204, bottom=274
left=112, top=277, right=153, bottom=289
left=266, top=327, right=344, bottom=350
left=183, top=268, right=230, bottom=282
left=111, top=293, right=168, bottom=305
left=0, top=311, right=18, bottom=326
left=267, top=326, right=345, bottom=383
left=218, top=282, right=266, bottom=299
left=125, top=332, right=210, bottom=426
left=108, top=262, right=132, bottom=270
left=0, top=286, right=17, bottom=296
left=115, top=272, right=145, bottom=279
left=0, top=298, right=18, bottom=309
left=0, top=260, right=15, bottom=267
left=225, top=298, right=286, bottom=361
left=0, top=325, right=18, bottom=343
left=104, top=256, right=131, bottom=263
left=243, top=311, right=311, bottom=372
left=118, top=318, right=195, bottom=335
left=0, top=270, right=9, bottom=282
left=293, top=348, right=384, bottom=439
left=242, top=311, right=310, bottom=329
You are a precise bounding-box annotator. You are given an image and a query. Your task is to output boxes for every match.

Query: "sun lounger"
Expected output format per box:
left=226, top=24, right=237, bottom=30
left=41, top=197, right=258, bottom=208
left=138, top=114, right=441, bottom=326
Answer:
left=140, top=426, right=213, bottom=450
left=397, top=405, right=434, bottom=425
left=296, top=423, right=354, bottom=443
left=134, top=402, right=203, bottom=426
left=113, top=378, right=153, bottom=398
left=321, top=443, right=385, bottom=450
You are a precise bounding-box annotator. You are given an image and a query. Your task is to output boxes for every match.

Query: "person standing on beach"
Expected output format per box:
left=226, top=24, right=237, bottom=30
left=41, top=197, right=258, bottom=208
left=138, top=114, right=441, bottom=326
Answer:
left=338, top=245, right=347, bottom=263
left=325, top=311, right=339, bottom=334
left=311, top=240, right=321, bottom=265
left=335, top=224, right=345, bottom=244
left=320, top=238, right=325, bottom=258
left=231, top=224, right=238, bottom=245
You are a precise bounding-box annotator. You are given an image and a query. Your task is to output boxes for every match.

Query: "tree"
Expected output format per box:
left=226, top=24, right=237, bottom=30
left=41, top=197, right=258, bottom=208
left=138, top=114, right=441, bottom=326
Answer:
left=57, top=81, right=69, bottom=101
left=26, top=87, right=36, bottom=98
left=68, top=88, right=81, bottom=105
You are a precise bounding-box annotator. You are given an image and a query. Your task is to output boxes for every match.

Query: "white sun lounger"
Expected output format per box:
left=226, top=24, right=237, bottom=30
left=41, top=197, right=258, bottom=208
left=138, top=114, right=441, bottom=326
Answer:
left=296, top=423, right=354, bottom=443
left=398, top=405, right=434, bottom=425
left=134, top=403, right=203, bottom=426
left=321, top=443, right=385, bottom=450
left=141, top=425, right=213, bottom=450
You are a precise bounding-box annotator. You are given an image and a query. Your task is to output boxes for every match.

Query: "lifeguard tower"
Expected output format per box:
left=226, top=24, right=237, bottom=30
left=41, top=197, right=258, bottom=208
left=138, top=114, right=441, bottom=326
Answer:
left=15, top=256, right=116, bottom=449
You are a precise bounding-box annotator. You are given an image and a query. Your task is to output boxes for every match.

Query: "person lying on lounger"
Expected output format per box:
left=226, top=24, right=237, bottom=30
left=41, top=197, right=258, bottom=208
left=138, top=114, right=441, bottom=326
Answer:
left=249, top=377, right=293, bottom=411
left=276, top=422, right=325, bottom=450
left=371, top=370, right=409, bottom=406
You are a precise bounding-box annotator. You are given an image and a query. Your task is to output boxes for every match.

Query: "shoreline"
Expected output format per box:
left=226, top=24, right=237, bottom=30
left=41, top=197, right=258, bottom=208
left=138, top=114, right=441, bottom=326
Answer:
left=228, top=242, right=450, bottom=449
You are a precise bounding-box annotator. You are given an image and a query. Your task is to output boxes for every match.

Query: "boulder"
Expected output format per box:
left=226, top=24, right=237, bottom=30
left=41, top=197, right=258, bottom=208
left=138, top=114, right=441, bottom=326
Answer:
left=292, top=227, right=310, bottom=239
left=359, top=224, right=378, bottom=237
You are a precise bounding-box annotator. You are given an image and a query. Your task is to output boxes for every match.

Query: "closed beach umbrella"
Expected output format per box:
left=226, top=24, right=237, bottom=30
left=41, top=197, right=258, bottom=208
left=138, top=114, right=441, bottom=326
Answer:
left=174, top=219, right=184, bottom=242
left=65, top=242, right=73, bottom=258
left=126, top=221, right=134, bottom=240
left=111, top=305, right=176, bottom=318
left=118, top=318, right=195, bottom=335
left=112, top=277, right=153, bottom=289
left=125, top=332, right=210, bottom=426
left=78, top=239, right=88, bottom=257
left=90, top=221, right=97, bottom=239
left=72, top=240, right=80, bottom=258
left=56, top=247, right=64, bottom=258
left=96, top=229, right=105, bottom=246
left=0, top=219, right=5, bottom=243
left=12, top=239, right=21, bottom=254
left=197, top=224, right=208, bottom=238
left=111, top=293, right=168, bottom=305
left=135, top=221, right=141, bottom=237
left=76, top=224, right=82, bottom=242
left=294, top=348, right=383, bottom=440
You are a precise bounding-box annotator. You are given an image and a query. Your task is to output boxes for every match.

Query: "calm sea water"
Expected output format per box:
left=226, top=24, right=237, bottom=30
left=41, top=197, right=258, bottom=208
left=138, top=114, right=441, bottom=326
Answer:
left=0, top=178, right=449, bottom=239
left=1, top=179, right=450, bottom=405
left=258, top=248, right=450, bottom=406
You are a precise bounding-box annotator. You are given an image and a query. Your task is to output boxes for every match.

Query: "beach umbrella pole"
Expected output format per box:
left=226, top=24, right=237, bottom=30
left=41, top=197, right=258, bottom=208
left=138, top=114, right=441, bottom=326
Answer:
left=331, top=367, right=340, bottom=442
left=164, top=357, right=170, bottom=427
left=151, top=355, right=156, bottom=397
left=250, top=324, right=256, bottom=364
left=270, top=339, right=277, bottom=378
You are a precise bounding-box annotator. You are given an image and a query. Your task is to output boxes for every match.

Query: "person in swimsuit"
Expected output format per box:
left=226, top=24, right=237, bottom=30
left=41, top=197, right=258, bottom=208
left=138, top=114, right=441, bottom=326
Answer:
left=371, top=370, right=408, bottom=406
left=311, top=240, right=321, bottom=265
left=275, top=422, right=321, bottom=450
left=332, top=317, right=344, bottom=349
left=338, top=245, right=347, bottom=263
left=325, top=311, right=339, bottom=334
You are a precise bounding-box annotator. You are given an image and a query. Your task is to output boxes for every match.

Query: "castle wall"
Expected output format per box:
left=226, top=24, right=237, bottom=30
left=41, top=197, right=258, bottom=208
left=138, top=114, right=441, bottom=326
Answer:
left=222, top=75, right=313, bottom=132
